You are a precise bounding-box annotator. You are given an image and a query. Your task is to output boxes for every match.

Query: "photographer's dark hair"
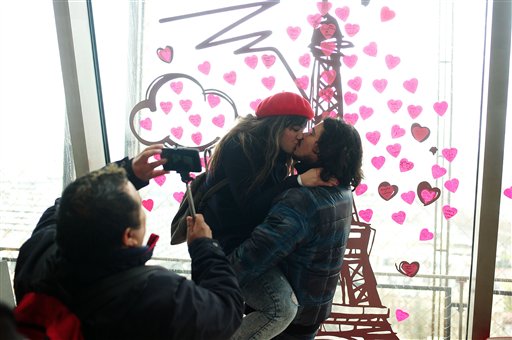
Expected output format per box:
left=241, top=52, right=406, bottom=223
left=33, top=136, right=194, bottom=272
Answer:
left=56, top=165, right=140, bottom=262
left=209, top=114, right=308, bottom=192
left=317, top=118, right=363, bottom=188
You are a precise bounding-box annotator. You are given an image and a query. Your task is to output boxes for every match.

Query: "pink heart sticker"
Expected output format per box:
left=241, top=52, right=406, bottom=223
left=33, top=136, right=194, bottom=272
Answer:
left=419, top=228, right=434, bottom=241
left=372, top=79, right=388, bottom=93
left=386, top=143, right=401, bottom=158
left=179, top=99, right=192, bottom=112
left=371, top=156, right=386, bottom=170
left=381, top=6, right=396, bottom=22
left=261, top=54, right=276, bottom=68
left=189, top=114, right=201, bottom=127
left=434, top=101, right=448, bottom=116
left=140, top=118, right=152, bottom=130
left=317, top=1, right=332, bottom=15
left=262, top=76, right=276, bottom=90
left=197, top=61, right=210, bottom=75
left=420, top=189, right=437, bottom=204
left=444, top=178, right=459, bottom=193
left=319, top=88, right=335, bottom=102
left=396, top=309, right=409, bottom=322
left=250, top=99, right=262, bottom=111
left=287, top=26, right=301, bottom=41
left=191, top=132, right=202, bottom=145
left=344, top=23, right=360, bottom=37
left=403, top=78, right=418, bottom=93
left=160, top=101, right=172, bottom=114
left=153, top=175, right=166, bottom=187
left=391, top=124, right=406, bottom=139
left=207, top=94, right=220, bottom=108
left=411, top=123, right=430, bottom=142
left=392, top=211, right=406, bottom=225
left=173, top=192, right=184, bottom=203
left=344, top=92, right=358, bottom=106
left=295, top=76, right=310, bottom=90
left=307, top=13, right=322, bottom=28
left=335, top=6, right=349, bottom=21
left=359, top=209, right=373, bottom=222
left=212, top=114, right=225, bottom=128
left=245, top=55, right=258, bottom=69
left=223, top=71, right=237, bottom=85
left=170, top=81, right=183, bottom=94
left=504, top=187, right=512, bottom=199
left=363, top=42, right=377, bottom=57
left=320, top=23, right=337, bottom=39
left=399, top=158, right=414, bottom=172
left=387, top=99, right=403, bottom=113
left=142, top=199, right=154, bottom=211
left=321, top=70, right=337, bottom=85
left=385, top=54, right=401, bottom=69
left=299, top=54, right=311, bottom=68
left=401, top=191, right=415, bottom=204
left=342, top=54, right=358, bottom=68
left=366, top=131, right=381, bottom=145
left=359, top=106, right=374, bottom=120
left=442, top=147, right=458, bottom=162
left=442, top=205, right=458, bottom=220
left=348, top=76, right=362, bottom=91
left=355, top=183, right=368, bottom=196
left=170, top=127, right=183, bottom=140
left=343, top=113, right=358, bottom=126
left=407, top=105, right=423, bottom=119
left=157, top=46, right=173, bottom=63
left=432, top=164, right=447, bottom=179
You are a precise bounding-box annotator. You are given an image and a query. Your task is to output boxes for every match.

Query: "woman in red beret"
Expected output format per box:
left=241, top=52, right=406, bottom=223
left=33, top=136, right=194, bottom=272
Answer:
left=202, top=91, right=337, bottom=339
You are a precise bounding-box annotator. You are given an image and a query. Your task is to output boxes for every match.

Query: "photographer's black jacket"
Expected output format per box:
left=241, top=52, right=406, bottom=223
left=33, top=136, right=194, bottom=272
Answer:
left=14, top=158, right=244, bottom=339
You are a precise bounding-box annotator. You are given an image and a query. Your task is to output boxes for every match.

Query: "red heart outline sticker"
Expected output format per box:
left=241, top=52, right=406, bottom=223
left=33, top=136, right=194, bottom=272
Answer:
left=411, top=123, right=430, bottom=142
left=396, top=261, right=420, bottom=277
left=378, top=181, right=398, bottom=201
left=417, top=181, right=441, bottom=206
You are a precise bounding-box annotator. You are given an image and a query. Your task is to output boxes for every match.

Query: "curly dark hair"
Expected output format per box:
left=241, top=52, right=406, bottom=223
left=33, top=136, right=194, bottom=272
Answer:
left=316, top=118, right=363, bottom=188
left=56, top=165, right=141, bottom=261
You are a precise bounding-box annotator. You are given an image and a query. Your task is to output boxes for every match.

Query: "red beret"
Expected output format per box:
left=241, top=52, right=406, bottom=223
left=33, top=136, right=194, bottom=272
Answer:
left=255, top=92, right=314, bottom=120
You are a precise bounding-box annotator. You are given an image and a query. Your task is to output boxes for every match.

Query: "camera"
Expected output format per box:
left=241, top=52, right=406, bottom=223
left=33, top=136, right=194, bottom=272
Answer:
left=161, top=147, right=202, bottom=173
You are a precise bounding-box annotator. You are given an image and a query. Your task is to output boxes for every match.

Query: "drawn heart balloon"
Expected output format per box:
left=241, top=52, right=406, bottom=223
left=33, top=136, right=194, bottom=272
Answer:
left=417, top=181, right=441, bottom=206
left=395, top=261, right=420, bottom=277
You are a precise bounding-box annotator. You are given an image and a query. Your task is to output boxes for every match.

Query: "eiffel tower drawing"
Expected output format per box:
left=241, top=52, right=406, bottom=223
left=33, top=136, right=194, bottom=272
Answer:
left=316, top=202, right=398, bottom=339
left=308, top=5, right=398, bottom=339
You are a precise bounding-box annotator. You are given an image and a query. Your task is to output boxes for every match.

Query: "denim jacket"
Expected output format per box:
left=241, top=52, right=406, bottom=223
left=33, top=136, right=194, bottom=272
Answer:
left=229, top=185, right=353, bottom=326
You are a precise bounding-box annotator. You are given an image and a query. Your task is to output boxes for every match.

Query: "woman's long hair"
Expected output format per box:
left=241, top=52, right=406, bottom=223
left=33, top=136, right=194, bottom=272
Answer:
left=209, top=114, right=308, bottom=192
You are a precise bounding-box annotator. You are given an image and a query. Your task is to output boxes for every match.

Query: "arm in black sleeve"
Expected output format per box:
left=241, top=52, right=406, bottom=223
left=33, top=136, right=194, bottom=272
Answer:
left=168, top=238, right=244, bottom=339
left=114, top=157, right=148, bottom=190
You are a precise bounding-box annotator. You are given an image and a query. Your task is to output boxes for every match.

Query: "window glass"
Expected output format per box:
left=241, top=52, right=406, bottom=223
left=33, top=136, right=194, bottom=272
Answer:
left=0, top=2, right=69, bottom=252
left=92, top=1, right=494, bottom=337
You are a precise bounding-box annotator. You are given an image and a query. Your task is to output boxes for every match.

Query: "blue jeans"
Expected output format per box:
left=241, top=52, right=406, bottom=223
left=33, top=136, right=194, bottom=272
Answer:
left=231, top=267, right=298, bottom=340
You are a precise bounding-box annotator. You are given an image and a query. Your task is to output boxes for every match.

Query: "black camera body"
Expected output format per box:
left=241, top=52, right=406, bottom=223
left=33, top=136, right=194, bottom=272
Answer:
left=161, top=147, right=202, bottom=173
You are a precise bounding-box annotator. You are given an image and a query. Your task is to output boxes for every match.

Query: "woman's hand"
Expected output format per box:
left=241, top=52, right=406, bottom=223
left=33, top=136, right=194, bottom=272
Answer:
left=299, top=168, right=339, bottom=187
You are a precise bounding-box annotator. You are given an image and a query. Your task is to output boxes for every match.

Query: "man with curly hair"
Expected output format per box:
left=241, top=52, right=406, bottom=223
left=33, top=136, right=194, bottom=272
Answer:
left=229, top=118, right=364, bottom=340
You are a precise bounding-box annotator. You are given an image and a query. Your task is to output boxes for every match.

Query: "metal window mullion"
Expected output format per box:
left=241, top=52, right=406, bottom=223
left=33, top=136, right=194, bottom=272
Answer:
left=468, top=0, right=511, bottom=338
left=53, top=0, right=106, bottom=177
